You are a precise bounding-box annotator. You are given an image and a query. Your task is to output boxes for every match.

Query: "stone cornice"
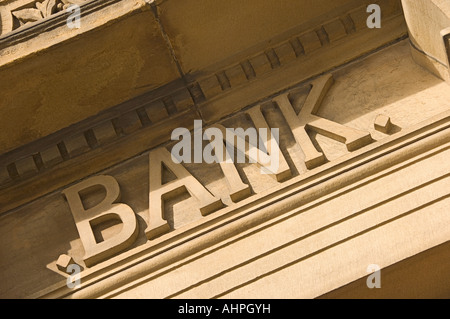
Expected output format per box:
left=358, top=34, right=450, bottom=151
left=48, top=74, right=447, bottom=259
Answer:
left=1, top=0, right=449, bottom=300
left=0, top=0, right=149, bottom=64
left=0, top=1, right=407, bottom=214
left=1, top=0, right=106, bottom=41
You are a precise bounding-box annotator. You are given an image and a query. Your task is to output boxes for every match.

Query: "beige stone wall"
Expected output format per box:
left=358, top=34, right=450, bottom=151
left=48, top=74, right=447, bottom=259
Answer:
left=0, top=0, right=449, bottom=299
left=1, top=40, right=449, bottom=298
left=0, top=0, right=405, bottom=155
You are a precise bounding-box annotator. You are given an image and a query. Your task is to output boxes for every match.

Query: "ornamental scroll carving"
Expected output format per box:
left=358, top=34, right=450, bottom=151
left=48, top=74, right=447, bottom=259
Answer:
left=0, top=0, right=86, bottom=36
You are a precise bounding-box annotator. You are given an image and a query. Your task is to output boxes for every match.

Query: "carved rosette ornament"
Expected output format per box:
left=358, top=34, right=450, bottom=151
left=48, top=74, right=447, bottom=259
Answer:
left=0, top=0, right=86, bottom=35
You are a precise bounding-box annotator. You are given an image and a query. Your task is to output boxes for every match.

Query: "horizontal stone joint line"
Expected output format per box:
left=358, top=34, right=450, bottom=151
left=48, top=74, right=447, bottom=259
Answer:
left=211, top=192, right=450, bottom=299
left=0, top=4, right=405, bottom=189
left=104, top=145, right=450, bottom=299
left=163, top=171, right=450, bottom=299
left=0, top=0, right=123, bottom=48
left=34, top=123, right=450, bottom=299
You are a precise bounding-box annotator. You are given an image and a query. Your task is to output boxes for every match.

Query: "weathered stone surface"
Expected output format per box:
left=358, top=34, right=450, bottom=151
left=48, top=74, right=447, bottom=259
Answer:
left=0, top=0, right=448, bottom=301
left=1, top=39, right=450, bottom=299
left=157, top=0, right=366, bottom=73
left=197, top=11, right=407, bottom=124
left=0, top=2, right=180, bottom=154
left=319, top=241, right=450, bottom=299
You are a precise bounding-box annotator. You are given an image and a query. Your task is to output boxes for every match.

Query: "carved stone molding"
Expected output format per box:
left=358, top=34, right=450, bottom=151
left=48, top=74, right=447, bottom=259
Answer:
left=0, top=1, right=407, bottom=207
left=0, top=0, right=87, bottom=36
left=0, top=0, right=407, bottom=163
left=0, top=10, right=449, bottom=297
left=0, top=84, right=196, bottom=188
left=1, top=0, right=449, bottom=301
left=31, top=110, right=450, bottom=299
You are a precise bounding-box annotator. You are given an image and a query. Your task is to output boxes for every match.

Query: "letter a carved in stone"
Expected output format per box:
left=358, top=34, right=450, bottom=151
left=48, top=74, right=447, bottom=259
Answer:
left=145, top=148, right=223, bottom=240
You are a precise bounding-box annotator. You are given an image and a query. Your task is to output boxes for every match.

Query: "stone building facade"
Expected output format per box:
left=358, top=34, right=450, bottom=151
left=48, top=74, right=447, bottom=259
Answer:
left=0, top=0, right=449, bottom=298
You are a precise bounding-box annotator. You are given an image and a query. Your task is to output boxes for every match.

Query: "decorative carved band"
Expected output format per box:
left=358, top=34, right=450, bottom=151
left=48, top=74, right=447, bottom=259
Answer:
left=0, top=85, right=195, bottom=187
left=196, top=8, right=368, bottom=103
left=0, top=0, right=87, bottom=36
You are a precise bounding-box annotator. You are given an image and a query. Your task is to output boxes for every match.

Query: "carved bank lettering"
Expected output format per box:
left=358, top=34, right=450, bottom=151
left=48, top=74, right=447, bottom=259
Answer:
left=62, top=175, right=139, bottom=267
left=62, top=73, right=374, bottom=267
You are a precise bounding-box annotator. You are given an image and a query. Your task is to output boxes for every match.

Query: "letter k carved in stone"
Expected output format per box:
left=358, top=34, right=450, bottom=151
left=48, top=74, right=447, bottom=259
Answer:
left=274, top=74, right=373, bottom=169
